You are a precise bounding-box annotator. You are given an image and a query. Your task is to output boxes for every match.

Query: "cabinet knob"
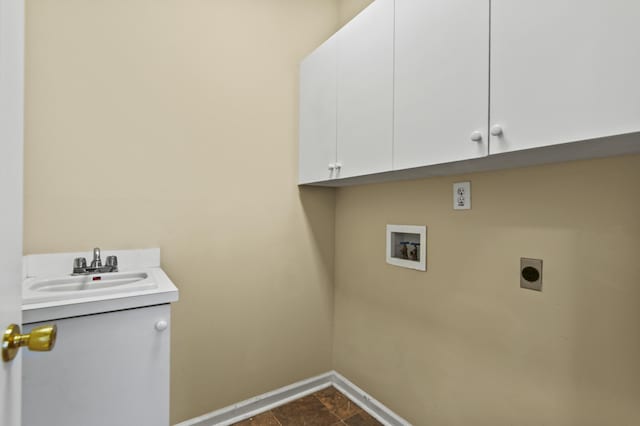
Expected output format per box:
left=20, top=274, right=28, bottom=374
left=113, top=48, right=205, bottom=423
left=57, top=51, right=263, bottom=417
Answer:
left=155, top=320, right=168, bottom=331
left=328, top=163, right=335, bottom=171
left=490, top=125, right=503, bottom=136
left=470, top=131, right=483, bottom=142
left=334, top=163, right=342, bottom=170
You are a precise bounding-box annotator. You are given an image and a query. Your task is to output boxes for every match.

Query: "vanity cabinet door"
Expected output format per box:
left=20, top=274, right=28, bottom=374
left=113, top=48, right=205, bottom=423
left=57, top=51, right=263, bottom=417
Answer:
left=299, top=35, right=337, bottom=184
left=394, top=0, right=489, bottom=170
left=336, top=0, right=394, bottom=179
left=22, top=305, right=171, bottom=426
left=490, top=0, right=640, bottom=154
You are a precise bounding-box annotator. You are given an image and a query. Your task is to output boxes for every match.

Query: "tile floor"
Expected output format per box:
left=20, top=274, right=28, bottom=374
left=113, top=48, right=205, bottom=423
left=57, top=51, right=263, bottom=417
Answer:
left=232, top=386, right=383, bottom=426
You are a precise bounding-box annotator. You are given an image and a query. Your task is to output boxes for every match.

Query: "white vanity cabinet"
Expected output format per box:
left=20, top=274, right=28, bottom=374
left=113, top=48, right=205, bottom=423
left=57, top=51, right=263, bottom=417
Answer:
left=336, top=0, right=394, bottom=179
left=394, top=0, right=489, bottom=169
left=22, top=304, right=171, bottom=426
left=489, top=0, right=640, bottom=154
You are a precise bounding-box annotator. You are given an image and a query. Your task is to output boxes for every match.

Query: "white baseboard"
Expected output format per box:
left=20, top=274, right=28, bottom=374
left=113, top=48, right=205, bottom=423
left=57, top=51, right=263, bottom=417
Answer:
left=174, top=372, right=333, bottom=426
left=332, top=371, right=411, bottom=426
left=174, top=370, right=411, bottom=426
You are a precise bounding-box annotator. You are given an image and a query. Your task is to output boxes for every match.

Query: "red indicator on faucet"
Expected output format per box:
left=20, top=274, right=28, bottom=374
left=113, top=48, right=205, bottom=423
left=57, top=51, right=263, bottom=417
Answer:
left=92, top=276, right=102, bottom=281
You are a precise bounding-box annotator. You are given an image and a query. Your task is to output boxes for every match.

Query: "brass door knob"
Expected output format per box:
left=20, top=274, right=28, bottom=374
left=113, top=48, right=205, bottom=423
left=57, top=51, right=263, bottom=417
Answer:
left=2, top=323, right=57, bottom=362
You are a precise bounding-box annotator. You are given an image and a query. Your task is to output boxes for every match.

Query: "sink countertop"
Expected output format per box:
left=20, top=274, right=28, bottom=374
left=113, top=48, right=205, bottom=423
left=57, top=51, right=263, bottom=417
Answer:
left=22, top=248, right=179, bottom=324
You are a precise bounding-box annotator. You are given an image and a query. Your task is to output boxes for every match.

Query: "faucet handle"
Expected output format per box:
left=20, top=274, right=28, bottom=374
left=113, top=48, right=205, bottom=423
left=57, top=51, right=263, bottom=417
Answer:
left=73, top=257, right=87, bottom=268
left=73, top=257, right=87, bottom=273
left=105, top=256, right=118, bottom=270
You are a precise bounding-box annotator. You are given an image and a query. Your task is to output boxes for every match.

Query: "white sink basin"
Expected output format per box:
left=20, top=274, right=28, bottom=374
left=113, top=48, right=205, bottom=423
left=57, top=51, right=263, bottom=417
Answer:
left=26, top=271, right=154, bottom=298
left=22, top=249, right=179, bottom=323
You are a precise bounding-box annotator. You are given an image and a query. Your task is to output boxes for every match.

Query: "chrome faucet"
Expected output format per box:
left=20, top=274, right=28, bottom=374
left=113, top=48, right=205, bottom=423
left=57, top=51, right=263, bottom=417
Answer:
left=73, top=248, right=118, bottom=275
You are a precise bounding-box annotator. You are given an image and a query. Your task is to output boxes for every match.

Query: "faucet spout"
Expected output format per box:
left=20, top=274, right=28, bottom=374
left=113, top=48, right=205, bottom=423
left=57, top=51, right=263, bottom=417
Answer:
left=90, top=247, right=102, bottom=268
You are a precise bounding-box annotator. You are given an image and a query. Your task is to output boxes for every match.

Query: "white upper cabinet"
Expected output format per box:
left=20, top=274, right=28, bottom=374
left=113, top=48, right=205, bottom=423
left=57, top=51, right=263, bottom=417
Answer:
left=299, top=36, right=337, bottom=184
left=490, top=0, right=640, bottom=154
left=394, top=0, right=489, bottom=170
left=299, top=0, right=640, bottom=186
left=336, top=0, right=394, bottom=179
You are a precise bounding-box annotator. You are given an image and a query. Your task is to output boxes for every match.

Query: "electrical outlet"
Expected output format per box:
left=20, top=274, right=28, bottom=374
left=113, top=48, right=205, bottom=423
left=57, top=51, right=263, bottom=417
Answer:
left=453, top=182, right=471, bottom=210
left=520, top=258, right=543, bottom=291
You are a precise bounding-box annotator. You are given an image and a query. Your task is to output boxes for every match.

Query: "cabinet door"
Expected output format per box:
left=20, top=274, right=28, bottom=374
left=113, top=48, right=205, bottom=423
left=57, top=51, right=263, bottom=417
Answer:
left=23, top=305, right=171, bottom=426
left=490, top=0, right=640, bottom=154
left=299, top=36, right=337, bottom=184
left=336, top=0, right=394, bottom=179
left=394, top=0, right=489, bottom=170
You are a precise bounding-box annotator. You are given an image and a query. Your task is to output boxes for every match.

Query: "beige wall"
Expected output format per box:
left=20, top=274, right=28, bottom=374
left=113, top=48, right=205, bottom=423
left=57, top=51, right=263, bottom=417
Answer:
left=24, top=1, right=338, bottom=423
left=334, top=154, right=640, bottom=425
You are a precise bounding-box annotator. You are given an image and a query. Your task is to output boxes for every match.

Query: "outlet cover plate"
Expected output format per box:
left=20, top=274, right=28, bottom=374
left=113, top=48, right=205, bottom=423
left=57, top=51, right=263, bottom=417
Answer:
left=520, top=258, right=543, bottom=291
left=453, top=181, right=471, bottom=210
